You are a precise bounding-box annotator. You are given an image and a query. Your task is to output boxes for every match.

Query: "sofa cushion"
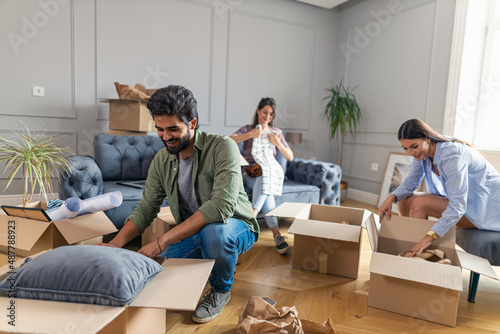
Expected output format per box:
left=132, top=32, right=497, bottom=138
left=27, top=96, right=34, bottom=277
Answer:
left=278, top=181, right=320, bottom=206
left=0, top=245, right=163, bottom=306
left=456, top=228, right=500, bottom=266
left=94, top=134, right=164, bottom=181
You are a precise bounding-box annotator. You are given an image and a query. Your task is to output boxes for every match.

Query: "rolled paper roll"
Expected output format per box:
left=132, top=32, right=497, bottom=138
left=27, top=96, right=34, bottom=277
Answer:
left=46, top=197, right=84, bottom=221
left=78, top=191, right=123, bottom=216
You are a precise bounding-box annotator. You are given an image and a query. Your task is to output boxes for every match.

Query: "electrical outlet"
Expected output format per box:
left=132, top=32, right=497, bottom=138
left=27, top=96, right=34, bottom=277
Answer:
left=32, top=86, right=45, bottom=97
left=371, top=163, right=378, bottom=171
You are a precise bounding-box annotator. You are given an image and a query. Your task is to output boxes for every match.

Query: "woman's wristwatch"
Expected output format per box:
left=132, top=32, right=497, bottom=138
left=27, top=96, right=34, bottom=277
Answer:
left=426, top=230, right=438, bottom=240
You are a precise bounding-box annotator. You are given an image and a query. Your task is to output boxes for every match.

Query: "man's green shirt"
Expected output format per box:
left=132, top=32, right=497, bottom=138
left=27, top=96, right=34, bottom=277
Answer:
left=126, top=129, right=259, bottom=239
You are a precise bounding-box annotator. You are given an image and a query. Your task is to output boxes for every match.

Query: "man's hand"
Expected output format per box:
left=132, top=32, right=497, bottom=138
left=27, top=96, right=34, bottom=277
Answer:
left=379, top=194, right=397, bottom=221
left=410, top=235, right=434, bottom=257
left=138, top=240, right=162, bottom=259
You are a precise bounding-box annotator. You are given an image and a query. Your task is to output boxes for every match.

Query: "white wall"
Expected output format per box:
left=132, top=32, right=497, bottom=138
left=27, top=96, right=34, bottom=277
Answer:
left=334, top=0, right=456, bottom=203
left=0, top=0, right=338, bottom=195
left=0, top=0, right=457, bottom=200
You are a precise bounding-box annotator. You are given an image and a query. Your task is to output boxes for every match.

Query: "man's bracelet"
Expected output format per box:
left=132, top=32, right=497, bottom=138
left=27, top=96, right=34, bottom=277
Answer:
left=157, top=237, right=162, bottom=253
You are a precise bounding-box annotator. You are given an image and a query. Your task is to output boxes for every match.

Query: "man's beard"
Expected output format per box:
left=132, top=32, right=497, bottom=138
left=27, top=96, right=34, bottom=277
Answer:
left=163, top=131, right=191, bottom=154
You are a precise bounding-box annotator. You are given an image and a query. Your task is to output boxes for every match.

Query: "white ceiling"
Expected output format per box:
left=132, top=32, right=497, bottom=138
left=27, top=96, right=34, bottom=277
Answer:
left=294, top=0, right=350, bottom=9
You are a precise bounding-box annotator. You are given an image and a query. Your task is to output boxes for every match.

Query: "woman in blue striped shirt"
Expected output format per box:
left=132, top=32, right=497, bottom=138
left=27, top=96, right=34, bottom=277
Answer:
left=378, top=119, right=500, bottom=256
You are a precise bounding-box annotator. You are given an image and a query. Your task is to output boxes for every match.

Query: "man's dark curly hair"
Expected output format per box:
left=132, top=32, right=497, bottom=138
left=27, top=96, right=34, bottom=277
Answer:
left=146, top=85, right=199, bottom=129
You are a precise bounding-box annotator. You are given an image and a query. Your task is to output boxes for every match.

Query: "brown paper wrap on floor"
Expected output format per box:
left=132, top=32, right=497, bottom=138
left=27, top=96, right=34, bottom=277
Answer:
left=237, top=296, right=335, bottom=333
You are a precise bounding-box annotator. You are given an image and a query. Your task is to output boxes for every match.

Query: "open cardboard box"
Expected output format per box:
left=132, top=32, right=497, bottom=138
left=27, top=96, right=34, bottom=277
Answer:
left=0, top=253, right=214, bottom=333
left=101, top=99, right=155, bottom=132
left=142, top=206, right=176, bottom=247
left=0, top=201, right=118, bottom=258
left=266, top=202, right=374, bottom=279
left=366, top=215, right=499, bottom=327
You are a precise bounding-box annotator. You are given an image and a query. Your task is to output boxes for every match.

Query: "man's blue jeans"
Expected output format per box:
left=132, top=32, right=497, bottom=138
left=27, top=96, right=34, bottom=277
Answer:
left=160, top=218, right=256, bottom=293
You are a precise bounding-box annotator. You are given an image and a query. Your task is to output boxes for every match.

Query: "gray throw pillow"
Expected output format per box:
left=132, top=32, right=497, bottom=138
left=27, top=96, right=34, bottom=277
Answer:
left=0, top=245, right=163, bottom=306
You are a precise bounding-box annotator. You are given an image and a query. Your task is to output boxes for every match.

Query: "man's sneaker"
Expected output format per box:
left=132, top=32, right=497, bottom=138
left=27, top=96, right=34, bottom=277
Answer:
left=192, top=287, right=231, bottom=323
left=274, top=235, right=290, bottom=255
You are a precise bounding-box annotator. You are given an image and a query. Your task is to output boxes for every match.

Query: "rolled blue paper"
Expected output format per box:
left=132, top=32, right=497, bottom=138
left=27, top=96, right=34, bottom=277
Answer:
left=46, top=197, right=84, bottom=221
left=77, top=191, right=123, bottom=216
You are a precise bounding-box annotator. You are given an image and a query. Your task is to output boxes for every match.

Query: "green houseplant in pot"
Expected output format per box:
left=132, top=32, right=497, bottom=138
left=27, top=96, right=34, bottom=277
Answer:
left=321, top=81, right=362, bottom=202
left=0, top=122, right=72, bottom=206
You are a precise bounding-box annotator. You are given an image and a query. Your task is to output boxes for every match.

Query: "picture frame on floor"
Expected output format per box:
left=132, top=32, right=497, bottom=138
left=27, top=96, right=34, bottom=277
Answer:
left=377, top=152, right=417, bottom=214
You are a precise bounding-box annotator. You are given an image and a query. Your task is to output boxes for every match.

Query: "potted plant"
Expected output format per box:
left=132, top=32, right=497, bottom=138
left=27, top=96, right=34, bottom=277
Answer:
left=321, top=81, right=362, bottom=202
left=0, top=122, right=72, bottom=206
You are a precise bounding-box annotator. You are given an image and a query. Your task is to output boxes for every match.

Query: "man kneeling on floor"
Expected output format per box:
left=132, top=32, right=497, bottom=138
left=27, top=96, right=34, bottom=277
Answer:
left=99, top=85, right=259, bottom=323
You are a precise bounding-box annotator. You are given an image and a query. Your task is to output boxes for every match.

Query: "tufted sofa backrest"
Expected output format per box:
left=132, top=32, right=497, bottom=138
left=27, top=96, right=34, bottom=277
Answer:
left=94, top=134, right=164, bottom=181
left=286, top=159, right=342, bottom=206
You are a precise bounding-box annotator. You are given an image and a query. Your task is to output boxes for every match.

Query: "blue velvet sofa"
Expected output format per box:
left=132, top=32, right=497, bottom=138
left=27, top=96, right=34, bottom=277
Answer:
left=237, top=142, right=342, bottom=208
left=58, top=133, right=341, bottom=229
left=58, top=134, right=168, bottom=229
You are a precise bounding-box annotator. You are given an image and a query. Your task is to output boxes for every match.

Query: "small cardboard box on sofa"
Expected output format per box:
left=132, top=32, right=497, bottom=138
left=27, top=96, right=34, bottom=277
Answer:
left=0, top=201, right=117, bottom=258
left=366, top=215, right=499, bottom=327
left=267, top=202, right=375, bottom=279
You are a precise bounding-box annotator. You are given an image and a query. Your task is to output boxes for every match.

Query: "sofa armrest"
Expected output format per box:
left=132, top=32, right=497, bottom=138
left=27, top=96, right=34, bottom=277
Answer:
left=286, top=158, right=342, bottom=206
left=58, top=155, right=104, bottom=200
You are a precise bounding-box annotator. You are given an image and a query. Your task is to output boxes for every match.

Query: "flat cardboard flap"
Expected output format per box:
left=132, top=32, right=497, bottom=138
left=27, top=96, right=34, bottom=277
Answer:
left=0, top=217, right=50, bottom=251
left=288, top=218, right=361, bottom=243
left=456, top=249, right=499, bottom=280
left=266, top=202, right=311, bottom=219
left=369, top=252, right=463, bottom=291
left=129, top=258, right=215, bottom=310
left=0, top=297, right=125, bottom=333
left=54, top=212, right=117, bottom=245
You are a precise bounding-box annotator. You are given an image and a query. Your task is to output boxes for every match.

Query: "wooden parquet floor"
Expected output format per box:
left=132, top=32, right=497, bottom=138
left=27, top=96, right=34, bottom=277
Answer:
left=160, top=199, right=500, bottom=333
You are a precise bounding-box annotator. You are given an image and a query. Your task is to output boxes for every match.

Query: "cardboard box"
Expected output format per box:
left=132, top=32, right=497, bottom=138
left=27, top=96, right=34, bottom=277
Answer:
left=267, top=202, right=374, bottom=279
left=0, top=201, right=117, bottom=258
left=0, top=254, right=214, bottom=333
left=142, top=207, right=176, bottom=247
left=102, top=99, right=155, bottom=132
left=366, top=215, right=499, bottom=327
left=105, top=130, right=150, bottom=136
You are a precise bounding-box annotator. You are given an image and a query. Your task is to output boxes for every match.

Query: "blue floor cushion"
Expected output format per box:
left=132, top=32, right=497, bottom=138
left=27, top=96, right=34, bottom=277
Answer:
left=0, top=245, right=163, bottom=306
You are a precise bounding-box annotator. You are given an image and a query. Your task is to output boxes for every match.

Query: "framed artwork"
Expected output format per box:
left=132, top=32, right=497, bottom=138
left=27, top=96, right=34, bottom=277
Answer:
left=377, top=152, right=415, bottom=214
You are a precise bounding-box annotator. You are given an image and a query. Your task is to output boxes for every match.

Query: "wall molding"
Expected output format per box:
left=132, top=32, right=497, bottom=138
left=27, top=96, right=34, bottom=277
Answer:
left=94, top=0, right=215, bottom=124
left=343, top=173, right=381, bottom=184
left=0, top=0, right=77, bottom=119
left=347, top=187, right=379, bottom=206
left=224, top=9, right=316, bottom=130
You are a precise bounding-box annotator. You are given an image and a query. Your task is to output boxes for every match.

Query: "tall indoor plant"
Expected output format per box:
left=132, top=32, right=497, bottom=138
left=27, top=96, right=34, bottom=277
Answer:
left=0, top=122, right=72, bottom=206
left=321, top=81, right=362, bottom=201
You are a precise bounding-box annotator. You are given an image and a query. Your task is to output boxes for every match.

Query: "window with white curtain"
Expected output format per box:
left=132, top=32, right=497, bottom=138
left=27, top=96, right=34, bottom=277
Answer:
left=449, top=0, right=500, bottom=151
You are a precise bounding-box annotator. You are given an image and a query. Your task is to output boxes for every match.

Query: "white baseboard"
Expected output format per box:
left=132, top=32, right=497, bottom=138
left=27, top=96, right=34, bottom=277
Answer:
left=0, top=193, right=58, bottom=206
left=347, top=188, right=379, bottom=206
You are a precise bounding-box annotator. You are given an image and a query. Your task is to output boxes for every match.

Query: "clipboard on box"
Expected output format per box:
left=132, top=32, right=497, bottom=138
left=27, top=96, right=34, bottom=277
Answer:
left=1, top=205, right=51, bottom=222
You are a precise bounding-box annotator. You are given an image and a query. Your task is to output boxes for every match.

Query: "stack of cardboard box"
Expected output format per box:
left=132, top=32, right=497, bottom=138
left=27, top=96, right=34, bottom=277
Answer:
left=101, top=83, right=157, bottom=136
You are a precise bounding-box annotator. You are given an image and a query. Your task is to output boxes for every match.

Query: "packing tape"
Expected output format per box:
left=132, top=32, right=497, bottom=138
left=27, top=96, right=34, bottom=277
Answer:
left=319, top=253, right=328, bottom=274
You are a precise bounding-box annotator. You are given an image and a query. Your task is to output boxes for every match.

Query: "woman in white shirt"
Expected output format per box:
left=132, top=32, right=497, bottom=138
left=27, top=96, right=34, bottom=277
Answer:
left=379, top=119, right=500, bottom=256
left=230, top=97, right=294, bottom=254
